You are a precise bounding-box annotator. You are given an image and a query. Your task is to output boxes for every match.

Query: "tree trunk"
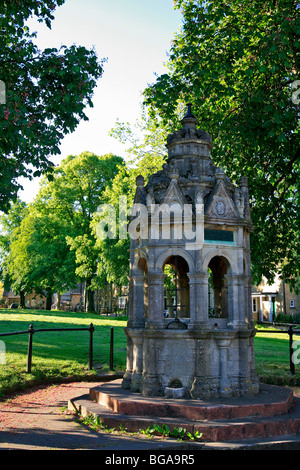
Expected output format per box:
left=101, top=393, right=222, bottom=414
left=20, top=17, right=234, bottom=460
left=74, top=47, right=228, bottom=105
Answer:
left=46, top=290, right=52, bottom=310
left=19, top=290, right=26, bottom=309
left=85, top=278, right=95, bottom=312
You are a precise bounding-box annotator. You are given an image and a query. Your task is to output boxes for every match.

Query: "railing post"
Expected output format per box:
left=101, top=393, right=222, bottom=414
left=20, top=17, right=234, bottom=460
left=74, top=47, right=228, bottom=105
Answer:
left=288, top=325, right=295, bottom=375
left=88, top=323, right=94, bottom=370
left=26, top=324, right=34, bottom=373
left=110, top=326, right=114, bottom=371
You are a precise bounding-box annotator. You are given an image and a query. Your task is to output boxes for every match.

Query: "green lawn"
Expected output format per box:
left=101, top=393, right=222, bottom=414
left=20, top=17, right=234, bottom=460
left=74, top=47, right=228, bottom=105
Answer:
left=254, top=324, right=300, bottom=386
left=0, top=310, right=299, bottom=398
left=0, top=308, right=127, bottom=397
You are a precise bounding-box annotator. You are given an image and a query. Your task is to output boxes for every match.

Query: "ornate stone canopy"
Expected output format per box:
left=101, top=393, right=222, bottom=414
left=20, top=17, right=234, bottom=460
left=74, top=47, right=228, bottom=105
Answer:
left=123, top=105, right=259, bottom=399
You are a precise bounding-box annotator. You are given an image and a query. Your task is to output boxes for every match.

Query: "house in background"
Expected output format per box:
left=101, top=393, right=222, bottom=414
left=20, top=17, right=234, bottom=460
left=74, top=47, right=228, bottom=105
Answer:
left=52, top=283, right=84, bottom=311
left=251, top=274, right=300, bottom=322
left=52, top=283, right=128, bottom=314
left=2, top=289, right=47, bottom=309
left=95, top=283, right=128, bottom=315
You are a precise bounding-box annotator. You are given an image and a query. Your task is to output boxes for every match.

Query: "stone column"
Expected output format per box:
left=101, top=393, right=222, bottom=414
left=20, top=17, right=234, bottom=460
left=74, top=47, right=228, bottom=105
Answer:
left=130, top=333, right=144, bottom=392
left=142, top=332, right=162, bottom=396
left=244, top=274, right=253, bottom=324
left=189, top=273, right=210, bottom=329
left=249, top=330, right=260, bottom=394
left=227, top=274, right=240, bottom=326
left=122, top=331, right=133, bottom=390
left=190, top=332, right=212, bottom=398
left=147, top=273, right=165, bottom=328
left=131, top=274, right=145, bottom=328
left=215, top=333, right=232, bottom=397
left=187, top=273, right=197, bottom=327
left=238, top=330, right=253, bottom=396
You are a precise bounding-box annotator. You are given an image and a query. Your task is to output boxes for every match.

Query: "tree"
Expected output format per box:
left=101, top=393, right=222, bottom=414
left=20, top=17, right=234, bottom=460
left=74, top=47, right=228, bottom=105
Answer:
left=0, top=199, right=28, bottom=305
left=144, top=0, right=300, bottom=290
left=109, top=107, right=169, bottom=179
left=40, top=151, right=125, bottom=311
left=0, top=0, right=104, bottom=211
left=3, top=152, right=124, bottom=311
left=4, top=202, right=78, bottom=309
left=97, top=109, right=173, bottom=286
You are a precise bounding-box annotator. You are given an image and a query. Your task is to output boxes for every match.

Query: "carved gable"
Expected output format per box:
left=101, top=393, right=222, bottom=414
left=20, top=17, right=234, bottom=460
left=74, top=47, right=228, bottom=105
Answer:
left=160, top=177, right=187, bottom=209
left=205, top=179, right=239, bottom=220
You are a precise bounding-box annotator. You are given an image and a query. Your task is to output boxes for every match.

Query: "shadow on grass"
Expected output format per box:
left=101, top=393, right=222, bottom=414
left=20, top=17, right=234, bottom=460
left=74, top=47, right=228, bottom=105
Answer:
left=0, top=309, right=127, bottom=368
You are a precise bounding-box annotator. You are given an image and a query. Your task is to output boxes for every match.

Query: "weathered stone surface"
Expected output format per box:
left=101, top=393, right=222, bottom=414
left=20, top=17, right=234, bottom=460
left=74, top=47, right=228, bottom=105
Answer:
left=123, top=106, right=259, bottom=399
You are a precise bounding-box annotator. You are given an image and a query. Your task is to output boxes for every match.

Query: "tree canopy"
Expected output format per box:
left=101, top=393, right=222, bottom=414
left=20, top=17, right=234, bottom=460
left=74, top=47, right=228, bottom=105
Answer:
left=0, top=0, right=104, bottom=211
left=1, top=152, right=125, bottom=311
left=144, top=0, right=300, bottom=290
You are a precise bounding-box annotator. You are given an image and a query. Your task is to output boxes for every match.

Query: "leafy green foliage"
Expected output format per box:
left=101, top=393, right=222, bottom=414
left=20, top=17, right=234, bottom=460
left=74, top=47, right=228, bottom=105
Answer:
left=144, top=0, right=300, bottom=290
left=1, top=152, right=125, bottom=310
left=0, top=0, right=104, bottom=211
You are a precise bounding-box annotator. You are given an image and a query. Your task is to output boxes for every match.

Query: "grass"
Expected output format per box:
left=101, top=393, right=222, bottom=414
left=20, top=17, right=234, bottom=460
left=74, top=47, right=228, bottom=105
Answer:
left=254, top=323, right=300, bottom=386
left=0, top=308, right=127, bottom=397
left=77, top=414, right=203, bottom=441
left=0, top=310, right=299, bottom=398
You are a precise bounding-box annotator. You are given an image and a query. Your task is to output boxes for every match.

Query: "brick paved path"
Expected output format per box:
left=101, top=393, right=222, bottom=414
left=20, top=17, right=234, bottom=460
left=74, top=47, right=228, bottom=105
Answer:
left=0, top=381, right=185, bottom=450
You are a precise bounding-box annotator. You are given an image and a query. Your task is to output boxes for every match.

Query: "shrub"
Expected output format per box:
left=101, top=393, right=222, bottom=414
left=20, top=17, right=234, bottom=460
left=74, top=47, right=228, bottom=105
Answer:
left=274, top=313, right=300, bottom=325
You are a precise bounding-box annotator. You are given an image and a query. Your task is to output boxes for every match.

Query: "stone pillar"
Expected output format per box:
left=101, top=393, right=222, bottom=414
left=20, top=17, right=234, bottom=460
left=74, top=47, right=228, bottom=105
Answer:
left=122, top=331, right=133, bottom=390
left=238, top=330, right=253, bottom=395
left=147, top=273, right=165, bottom=328
left=237, top=274, right=246, bottom=324
left=215, top=333, right=232, bottom=397
left=130, top=333, right=144, bottom=392
left=126, top=276, right=134, bottom=328
left=187, top=273, right=197, bottom=327
left=227, top=274, right=240, bottom=326
left=244, top=275, right=253, bottom=324
left=131, top=274, right=145, bottom=328
left=189, top=273, right=210, bottom=329
left=142, top=332, right=162, bottom=396
left=190, top=332, right=212, bottom=398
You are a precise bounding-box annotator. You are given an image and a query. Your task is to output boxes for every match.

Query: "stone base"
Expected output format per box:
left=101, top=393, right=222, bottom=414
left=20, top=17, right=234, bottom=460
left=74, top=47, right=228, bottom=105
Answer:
left=123, top=327, right=259, bottom=399
left=69, top=379, right=300, bottom=444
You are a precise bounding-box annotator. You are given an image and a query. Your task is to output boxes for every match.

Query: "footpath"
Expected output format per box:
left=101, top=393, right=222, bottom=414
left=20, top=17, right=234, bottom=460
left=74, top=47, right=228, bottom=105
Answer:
left=0, top=378, right=300, bottom=451
left=0, top=379, right=198, bottom=451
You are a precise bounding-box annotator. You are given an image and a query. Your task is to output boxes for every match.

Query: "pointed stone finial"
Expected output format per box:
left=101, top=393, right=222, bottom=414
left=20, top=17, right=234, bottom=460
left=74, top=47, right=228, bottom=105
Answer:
left=136, top=175, right=145, bottom=187
left=185, top=103, right=195, bottom=118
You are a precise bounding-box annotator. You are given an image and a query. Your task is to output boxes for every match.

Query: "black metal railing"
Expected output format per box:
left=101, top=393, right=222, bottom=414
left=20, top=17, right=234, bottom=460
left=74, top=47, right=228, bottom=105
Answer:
left=255, top=325, right=300, bottom=375
left=0, top=323, right=95, bottom=373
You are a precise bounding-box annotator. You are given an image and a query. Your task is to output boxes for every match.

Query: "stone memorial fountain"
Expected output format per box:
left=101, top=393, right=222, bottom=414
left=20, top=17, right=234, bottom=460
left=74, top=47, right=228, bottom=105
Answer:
left=122, top=105, right=259, bottom=399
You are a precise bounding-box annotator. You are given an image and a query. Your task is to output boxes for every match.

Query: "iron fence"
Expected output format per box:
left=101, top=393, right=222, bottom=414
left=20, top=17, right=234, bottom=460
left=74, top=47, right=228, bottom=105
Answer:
left=255, top=325, right=300, bottom=375
left=0, top=323, right=94, bottom=373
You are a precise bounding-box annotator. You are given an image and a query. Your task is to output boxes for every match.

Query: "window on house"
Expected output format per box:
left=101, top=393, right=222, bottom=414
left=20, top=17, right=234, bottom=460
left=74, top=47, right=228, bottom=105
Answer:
left=290, top=299, right=295, bottom=308
left=252, top=298, right=257, bottom=313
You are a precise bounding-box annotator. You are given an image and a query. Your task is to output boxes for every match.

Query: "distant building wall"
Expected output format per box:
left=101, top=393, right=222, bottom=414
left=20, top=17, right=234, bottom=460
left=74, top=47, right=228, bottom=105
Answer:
left=251, top=274, right=300, bottom=321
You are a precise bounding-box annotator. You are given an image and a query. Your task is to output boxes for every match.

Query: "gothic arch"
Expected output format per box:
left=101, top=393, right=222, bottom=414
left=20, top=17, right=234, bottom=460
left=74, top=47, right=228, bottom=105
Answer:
left=132, top=250, right=148, bottom=272
left=202, top=249, right=236, bottom=274
left=155, top=247, right=194, bottom=273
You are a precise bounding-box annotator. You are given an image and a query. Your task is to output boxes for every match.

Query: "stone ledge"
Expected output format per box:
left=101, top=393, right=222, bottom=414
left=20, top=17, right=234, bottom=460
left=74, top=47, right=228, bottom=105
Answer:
left=89, top=379, right=294, bottom=421
left=68, top=384, right=300, bottom=444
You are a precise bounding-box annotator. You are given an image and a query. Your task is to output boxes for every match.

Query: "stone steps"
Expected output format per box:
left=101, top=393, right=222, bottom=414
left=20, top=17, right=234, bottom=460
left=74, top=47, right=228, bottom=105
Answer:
left=68, top=379, right=300, bottom=445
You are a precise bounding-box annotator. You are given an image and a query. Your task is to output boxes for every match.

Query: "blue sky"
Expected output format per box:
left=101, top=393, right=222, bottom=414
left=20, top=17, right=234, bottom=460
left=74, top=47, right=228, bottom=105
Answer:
left=18, top=0, right=182, bottom=202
